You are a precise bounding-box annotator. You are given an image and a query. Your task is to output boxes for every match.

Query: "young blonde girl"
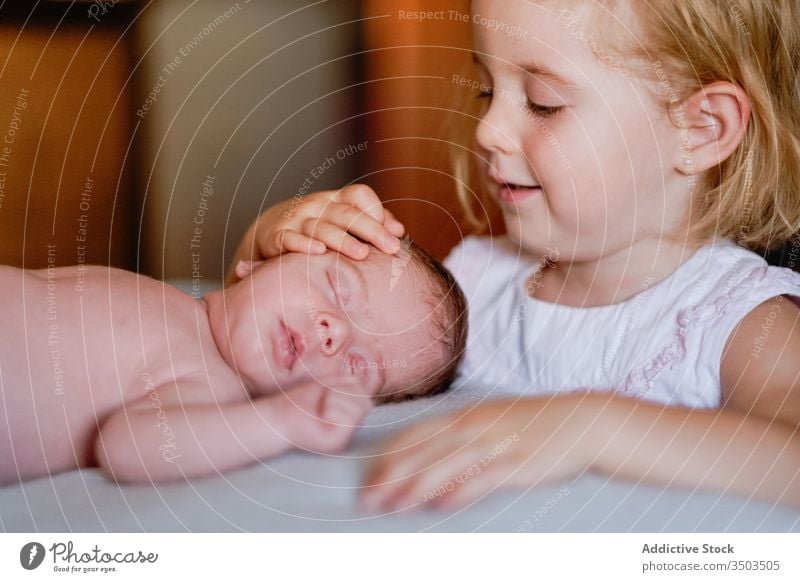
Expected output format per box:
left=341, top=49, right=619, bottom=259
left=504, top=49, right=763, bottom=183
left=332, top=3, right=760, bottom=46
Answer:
left=230, top=0, right=800, bottom=510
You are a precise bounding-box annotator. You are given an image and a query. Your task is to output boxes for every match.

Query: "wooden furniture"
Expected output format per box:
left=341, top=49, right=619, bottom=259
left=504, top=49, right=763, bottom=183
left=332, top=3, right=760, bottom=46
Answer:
left=361, top=0, right=503, bottom=259
left=0, top=4, right=136, bottom=270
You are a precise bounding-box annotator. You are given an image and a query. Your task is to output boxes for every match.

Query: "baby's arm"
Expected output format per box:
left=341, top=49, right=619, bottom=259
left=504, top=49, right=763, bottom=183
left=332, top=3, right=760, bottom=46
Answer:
left=96, top=378, right=373, bottom=483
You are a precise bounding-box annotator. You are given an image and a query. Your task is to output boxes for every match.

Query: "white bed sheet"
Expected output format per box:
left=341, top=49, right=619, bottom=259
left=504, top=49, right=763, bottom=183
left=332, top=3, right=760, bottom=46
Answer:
left=2, top=385, right=798, bottom=533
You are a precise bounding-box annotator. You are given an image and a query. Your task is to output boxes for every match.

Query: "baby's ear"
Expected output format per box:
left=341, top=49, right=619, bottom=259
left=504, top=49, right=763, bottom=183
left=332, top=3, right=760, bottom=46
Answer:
left=234, top=259, right=266, bottom=279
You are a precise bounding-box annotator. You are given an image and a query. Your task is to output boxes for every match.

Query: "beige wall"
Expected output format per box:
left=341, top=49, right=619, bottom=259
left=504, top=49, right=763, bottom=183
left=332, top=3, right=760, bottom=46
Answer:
left=135, top=0, right=360, bottom=281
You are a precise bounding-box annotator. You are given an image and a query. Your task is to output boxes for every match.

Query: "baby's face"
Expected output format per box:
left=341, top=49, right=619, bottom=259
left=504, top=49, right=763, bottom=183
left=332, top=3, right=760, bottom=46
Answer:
left=225, top=250, right=439, bottom=399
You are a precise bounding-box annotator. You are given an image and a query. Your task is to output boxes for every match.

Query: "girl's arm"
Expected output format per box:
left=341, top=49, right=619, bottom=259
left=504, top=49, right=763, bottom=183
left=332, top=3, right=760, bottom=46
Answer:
left=362, top=393, right=799, bottom=511
left=96, top=379, right=373, bottom=483
left=590, top=394, right=799, bottom=507
left=362, top=297, right=800, bottom=510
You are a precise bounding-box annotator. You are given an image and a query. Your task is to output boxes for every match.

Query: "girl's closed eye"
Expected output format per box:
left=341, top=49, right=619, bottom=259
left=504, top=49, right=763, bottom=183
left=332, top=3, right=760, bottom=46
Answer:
left=475, top=86, right=563, bottom=119
left=525, top=99, right=563, bottom=118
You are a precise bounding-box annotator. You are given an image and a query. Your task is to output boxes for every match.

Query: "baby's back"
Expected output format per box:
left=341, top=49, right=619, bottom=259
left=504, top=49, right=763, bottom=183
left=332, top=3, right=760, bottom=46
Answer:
left=0, top=264, right=221, bottom=482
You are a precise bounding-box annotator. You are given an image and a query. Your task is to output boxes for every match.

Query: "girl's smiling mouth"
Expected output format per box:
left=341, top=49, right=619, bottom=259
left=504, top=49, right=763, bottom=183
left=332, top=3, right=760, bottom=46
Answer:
left=488, top=171, right=542, bottom=203
left=498, top=183, right=542, bottom=203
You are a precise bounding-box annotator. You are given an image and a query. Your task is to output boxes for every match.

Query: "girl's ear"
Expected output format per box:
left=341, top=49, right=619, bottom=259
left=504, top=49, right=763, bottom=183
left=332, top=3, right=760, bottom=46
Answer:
left=673, top=82, right=751, bottom=175
left=234, top=259, right=266, bottom=279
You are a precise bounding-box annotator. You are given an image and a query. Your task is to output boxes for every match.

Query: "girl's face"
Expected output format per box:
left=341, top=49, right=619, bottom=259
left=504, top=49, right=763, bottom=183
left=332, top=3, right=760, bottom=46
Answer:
left=471, top=0, right=688, bottom=262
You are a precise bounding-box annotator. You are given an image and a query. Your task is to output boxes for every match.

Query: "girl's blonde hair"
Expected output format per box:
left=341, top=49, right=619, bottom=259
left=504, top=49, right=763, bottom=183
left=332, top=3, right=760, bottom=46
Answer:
left=455, top=0, right=800, bottom=251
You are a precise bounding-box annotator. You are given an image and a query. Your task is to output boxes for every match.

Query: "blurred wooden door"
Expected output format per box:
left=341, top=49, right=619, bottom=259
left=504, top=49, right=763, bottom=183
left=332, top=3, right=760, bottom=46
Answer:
left=0, top=6, right=136, bottom=270
left=362, top=0, right=498, bottom=259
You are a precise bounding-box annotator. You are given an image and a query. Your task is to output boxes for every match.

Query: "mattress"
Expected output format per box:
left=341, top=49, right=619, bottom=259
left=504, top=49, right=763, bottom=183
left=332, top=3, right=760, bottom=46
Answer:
left=2, top=383, right=798, bottom=533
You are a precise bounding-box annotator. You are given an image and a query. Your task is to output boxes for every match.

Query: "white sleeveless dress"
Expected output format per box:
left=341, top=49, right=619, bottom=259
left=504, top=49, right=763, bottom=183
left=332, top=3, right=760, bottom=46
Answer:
left=444, top=236, right=800, bottom=408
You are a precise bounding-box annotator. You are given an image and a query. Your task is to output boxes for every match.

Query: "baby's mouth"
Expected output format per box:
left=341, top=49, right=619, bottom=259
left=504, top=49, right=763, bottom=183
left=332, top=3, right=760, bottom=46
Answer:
left=276, top=322, right=305, bottom=372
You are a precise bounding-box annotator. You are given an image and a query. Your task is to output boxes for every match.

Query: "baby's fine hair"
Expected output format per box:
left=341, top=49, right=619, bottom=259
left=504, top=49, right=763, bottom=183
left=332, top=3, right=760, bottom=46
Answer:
left=377, top=241, right=468, bottom=403
left=455, top=0, right=800, bottom=251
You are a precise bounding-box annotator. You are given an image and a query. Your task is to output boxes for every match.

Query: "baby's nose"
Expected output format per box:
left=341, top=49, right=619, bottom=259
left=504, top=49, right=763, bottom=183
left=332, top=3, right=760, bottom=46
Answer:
left=315, top=311, right=350, bottom=356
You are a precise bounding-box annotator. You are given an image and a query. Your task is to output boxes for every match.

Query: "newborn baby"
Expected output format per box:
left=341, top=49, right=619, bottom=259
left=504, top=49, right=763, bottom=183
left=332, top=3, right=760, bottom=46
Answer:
left=0, top=242, right=467, bottom=484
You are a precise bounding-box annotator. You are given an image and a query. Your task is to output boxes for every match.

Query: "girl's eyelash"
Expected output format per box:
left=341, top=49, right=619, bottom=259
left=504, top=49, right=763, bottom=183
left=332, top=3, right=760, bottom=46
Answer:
left=525, top=100, right=563, bottom=118
left=476, top=88, right=562, bottom=118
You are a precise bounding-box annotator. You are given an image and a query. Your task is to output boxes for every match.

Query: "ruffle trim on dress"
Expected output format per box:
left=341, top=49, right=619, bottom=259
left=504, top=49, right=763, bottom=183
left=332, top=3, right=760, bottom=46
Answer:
left=610, top=265, right=800, bottom=399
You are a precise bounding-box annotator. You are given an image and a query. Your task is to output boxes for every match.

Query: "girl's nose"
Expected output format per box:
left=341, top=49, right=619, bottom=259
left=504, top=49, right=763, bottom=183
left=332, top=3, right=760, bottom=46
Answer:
left=316, top=311, right=350, bottom=356
left=475, top=91, right=520, bottom=154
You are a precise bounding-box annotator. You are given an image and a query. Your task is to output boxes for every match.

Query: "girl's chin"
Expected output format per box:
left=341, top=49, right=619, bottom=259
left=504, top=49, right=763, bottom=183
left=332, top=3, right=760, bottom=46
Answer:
left=504, top=224, right=558, bottom=256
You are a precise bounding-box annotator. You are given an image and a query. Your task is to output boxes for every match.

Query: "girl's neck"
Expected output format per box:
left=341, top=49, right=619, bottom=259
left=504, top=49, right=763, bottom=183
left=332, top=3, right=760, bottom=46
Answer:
left=528, top=238, right=707, bottom=307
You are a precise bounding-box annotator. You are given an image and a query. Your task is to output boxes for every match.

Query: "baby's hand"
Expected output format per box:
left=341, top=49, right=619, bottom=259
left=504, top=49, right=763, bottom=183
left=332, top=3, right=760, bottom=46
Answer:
left=360, top=395, right=597, bottom=511
left=254, top=184, right=405, bottom=261
left=278, top=376, right=377, bottom=454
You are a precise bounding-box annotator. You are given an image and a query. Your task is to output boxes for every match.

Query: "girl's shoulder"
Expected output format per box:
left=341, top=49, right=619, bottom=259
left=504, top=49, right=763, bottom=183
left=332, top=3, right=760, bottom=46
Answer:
left=677, top=242, right=800, bottom=400
left=681, top=238, right=800, bottom=316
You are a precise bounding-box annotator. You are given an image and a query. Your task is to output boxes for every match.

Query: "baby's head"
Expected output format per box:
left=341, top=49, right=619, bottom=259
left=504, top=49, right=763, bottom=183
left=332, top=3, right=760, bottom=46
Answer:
left=458, top=0, right=800, bottom=254
left=220, top=241, right=467, bottom=403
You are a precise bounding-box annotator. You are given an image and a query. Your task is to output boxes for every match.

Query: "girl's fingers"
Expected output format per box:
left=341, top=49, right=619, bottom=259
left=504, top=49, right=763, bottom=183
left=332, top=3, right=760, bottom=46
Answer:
left=383, top=208, right=406, bottom=237
left=431, top=459, right=512, bottom=510
left=302, top=219, right=369, bottom=259
left=363, top=435, right=474, bottom=508
left=374, top=450, right=478, bottom=510
left=273, top=229, right=326, bottom=255
left=366, top=439, right=497, bottom=510
left=337, top=185, right=404, bottom=251
left=337, top=184, right=385, bottom=223
left=363, top=422, right=451, bottom=486
left=361, top=462, right=433, bottom=511
left=327, top=203, right=401, bottom=254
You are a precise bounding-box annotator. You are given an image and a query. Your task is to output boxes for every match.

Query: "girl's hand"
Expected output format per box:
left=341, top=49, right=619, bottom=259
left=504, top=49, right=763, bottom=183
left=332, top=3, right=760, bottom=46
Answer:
left=253, top=184, right=405, bottom=261
left=360, top=395, right=601, bottom=511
